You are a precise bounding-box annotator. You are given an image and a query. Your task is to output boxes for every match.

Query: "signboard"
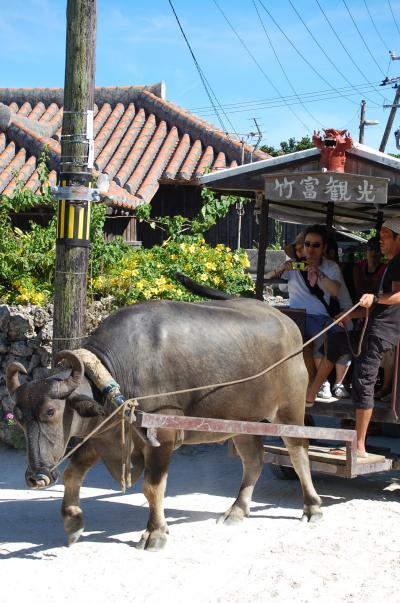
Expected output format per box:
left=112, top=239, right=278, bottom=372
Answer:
left=264, top=171, right=388, bottom=205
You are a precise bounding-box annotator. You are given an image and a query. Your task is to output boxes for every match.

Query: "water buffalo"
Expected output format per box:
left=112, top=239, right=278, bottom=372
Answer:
left=6, top=294, right=322, bottom=550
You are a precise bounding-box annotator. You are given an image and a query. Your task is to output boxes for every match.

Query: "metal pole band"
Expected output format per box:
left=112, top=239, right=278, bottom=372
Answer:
left=57, top=198, right=91, bottom=247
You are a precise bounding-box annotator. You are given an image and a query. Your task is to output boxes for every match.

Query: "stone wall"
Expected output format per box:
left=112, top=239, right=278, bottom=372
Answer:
left=0, top=302, right=110, bottom=417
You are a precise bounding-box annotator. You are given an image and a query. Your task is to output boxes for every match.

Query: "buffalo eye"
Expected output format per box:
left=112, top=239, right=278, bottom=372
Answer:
left=46, top=408, right=55, bottom=417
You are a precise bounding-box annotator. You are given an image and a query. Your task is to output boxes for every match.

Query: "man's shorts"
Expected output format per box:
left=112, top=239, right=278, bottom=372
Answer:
left=352, top=334, right=394, bottom=410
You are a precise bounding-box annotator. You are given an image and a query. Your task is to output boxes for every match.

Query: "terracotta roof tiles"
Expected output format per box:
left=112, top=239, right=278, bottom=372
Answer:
left=0, top=84, right=269, bottom=210
left=162, top=132, right=191, bottom=180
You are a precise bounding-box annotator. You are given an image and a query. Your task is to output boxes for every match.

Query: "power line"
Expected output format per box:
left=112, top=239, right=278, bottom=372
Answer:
left=253, top=0, right=324, bottom=128
left=340, top=105, right=361, bottom=131
left=363, top=0, right=389, bottom=53
left=258, top=0, right=359, bottom=106
left=342, top=0, right=386, bottom=78
left=168, top=0, right=238, bottom=136
left=315, top=0, right=388, bottom=101
left=191, top=80, right=384, bottom=112
left=387, top=0, right=400, bottom=38
left=212, top=0, right=314, bottom=133
left=288, top=0, right=381, bottom=108
left=194, top=86, right=380, bottom=118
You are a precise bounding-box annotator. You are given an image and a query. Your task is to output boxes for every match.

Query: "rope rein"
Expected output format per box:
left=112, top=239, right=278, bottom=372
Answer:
left=52, top=301, right=366, bottom=483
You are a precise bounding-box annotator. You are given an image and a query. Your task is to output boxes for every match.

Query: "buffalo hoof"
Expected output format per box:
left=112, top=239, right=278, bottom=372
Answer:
left=217, top=506, right=247, bottom=526
left=67, top=528, right=84, bottom=546
left=63, top=505, right=84, bottom=545
left=301, top=504, right=323, bottom=523
left=136, top=528, right=168, bottom=551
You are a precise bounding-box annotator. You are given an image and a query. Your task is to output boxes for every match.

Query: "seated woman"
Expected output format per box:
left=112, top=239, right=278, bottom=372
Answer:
left=284, top=232, right=305, bottom=261
left=316, top=236, right=353, bottom=400
left=306, top=328, right=357, bottom=406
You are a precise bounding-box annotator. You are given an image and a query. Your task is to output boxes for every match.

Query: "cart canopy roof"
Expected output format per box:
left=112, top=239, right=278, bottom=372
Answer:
left=198, top=143, right=400, bottom=230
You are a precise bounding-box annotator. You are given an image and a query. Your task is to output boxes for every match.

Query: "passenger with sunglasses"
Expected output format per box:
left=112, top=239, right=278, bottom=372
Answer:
left=268, top=224, right=342, bottom=384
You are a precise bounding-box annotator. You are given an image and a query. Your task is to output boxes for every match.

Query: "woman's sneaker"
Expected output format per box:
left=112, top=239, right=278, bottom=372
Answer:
left=332, top=383, right=350, bottom=399
left=317, top=380, right=332, bottom=399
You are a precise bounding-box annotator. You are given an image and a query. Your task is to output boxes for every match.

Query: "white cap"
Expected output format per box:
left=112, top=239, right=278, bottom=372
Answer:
left=382, top=218, right=400, bottom=235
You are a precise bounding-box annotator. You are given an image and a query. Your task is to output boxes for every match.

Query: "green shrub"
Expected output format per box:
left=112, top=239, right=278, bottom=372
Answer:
left=0, top=170, right=254, bottom=306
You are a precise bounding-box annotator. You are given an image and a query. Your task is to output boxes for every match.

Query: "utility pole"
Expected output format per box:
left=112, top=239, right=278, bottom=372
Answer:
left=358, top=99, right=379, bottom=144
left=358, top=100, right=366, bottom=143
left=52, top=0, right=97, bottom=358
left=380, top=84, right=400, bottom=152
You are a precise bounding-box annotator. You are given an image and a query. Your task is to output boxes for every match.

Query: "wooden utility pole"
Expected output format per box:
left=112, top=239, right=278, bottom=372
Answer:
left=52, top=0, right=97, bottom=358
left=379, top=85, right=400, bottom=152
left=358, top=99, right=366, bottom=144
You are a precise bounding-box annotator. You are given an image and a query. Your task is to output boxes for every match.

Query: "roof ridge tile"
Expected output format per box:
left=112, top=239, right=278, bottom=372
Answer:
left=125, top=120, right=168, bottom=194
left=104, top=108, right=146, bottom=179
left=114, top=114, right=156, bottom=187
left=95, top=103, right=136, bottom=172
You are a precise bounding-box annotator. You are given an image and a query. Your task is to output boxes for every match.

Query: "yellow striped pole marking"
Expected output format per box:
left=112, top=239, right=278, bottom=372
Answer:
left=68, top=204, right=75, bottom=239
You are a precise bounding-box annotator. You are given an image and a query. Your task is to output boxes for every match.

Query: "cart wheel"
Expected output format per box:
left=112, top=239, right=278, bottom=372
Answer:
left=269, top=464, right=298, bottom=480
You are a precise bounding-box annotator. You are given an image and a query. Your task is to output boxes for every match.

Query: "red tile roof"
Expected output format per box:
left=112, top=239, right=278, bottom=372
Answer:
left=0, top=83, right=268, bottom=210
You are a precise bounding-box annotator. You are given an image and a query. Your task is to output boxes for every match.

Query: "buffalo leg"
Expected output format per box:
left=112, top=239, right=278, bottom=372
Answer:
left=281, top=435, right=322, bottom=522
left=137, top=441, right=174, bottom=551
left=61, top=443, right=100, bottom=545
left=218, top=434, right=264, bottom=525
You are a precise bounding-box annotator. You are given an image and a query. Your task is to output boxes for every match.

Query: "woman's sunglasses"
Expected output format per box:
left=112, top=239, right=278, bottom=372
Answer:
left=304, top=241, right=321, bottom=248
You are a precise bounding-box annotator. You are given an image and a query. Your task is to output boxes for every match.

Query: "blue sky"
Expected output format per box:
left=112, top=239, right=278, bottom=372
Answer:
left=1, top=0, right=400, bottom=153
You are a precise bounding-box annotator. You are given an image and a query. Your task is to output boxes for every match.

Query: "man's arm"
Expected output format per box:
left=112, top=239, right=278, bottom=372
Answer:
left=265, top=261, right=293, bottom=279
left=316, top=270, right=341, bottom=296
left=359, top=281, right=400, bottom=308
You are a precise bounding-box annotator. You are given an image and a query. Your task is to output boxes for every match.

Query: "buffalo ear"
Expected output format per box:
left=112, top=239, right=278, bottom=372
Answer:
left=67, top=396, right=105, bottom=417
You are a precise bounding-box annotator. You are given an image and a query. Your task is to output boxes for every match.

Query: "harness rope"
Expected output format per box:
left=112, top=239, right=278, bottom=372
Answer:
left=52, top=301, right=366, bottom=489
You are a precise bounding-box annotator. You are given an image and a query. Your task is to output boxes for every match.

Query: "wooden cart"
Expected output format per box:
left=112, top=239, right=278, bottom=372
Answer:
left=197, top=142, right=400, bottom=479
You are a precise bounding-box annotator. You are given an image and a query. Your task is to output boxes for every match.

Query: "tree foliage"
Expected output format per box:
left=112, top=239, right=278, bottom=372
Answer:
left=261, top=135, right=314, bottom=157
left=0, top=159, right=254, bottom=306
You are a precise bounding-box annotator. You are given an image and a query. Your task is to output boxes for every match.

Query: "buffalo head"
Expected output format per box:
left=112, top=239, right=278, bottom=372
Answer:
left=6, top=350, right=105, bottom=489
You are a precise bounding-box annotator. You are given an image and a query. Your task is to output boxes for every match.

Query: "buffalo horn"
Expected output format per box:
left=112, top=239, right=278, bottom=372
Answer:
left=54, top=350, right=84, bottom=397
left=6, top=362, right=27, bottom=394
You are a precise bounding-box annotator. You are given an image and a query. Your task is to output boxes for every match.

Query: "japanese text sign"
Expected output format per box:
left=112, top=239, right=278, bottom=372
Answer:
left=264, top=172, right=388, bottom=204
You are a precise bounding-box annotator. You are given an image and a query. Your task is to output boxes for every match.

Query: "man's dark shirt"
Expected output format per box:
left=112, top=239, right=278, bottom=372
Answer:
left=368, top=253, right=400, bottom=345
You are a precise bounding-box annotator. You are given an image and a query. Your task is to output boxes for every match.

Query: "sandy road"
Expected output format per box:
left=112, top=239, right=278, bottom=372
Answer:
left=1, top=437, right=399, bottom=603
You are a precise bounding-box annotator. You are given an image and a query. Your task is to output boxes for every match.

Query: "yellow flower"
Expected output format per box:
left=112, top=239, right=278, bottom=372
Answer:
left=199, top=274, right=208, bottom=281
left=205, top=261, right=216, bottom=271
left=136, top=279, right=147, bottom=291
left=213, top=276, right=221, bottom=284
left=170, top=254, right=178, bottom=260
left=188, top=244, right=196, bottom=253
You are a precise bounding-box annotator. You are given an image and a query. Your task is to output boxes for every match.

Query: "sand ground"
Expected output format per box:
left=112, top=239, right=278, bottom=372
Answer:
left=1, top=434, right=399, bottom=603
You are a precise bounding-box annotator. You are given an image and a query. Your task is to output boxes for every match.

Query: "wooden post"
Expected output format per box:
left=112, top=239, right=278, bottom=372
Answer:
left=52, top=0, right=96, bottom=358
left=376, top=210, right=383, bottom=233
left=326, top=201, right=334, bottom=230
left=256, top=193, right=269, bottom=301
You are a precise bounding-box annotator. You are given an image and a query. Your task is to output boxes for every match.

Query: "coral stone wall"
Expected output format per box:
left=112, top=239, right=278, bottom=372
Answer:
left=0, top=302, right=109, bottom=444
